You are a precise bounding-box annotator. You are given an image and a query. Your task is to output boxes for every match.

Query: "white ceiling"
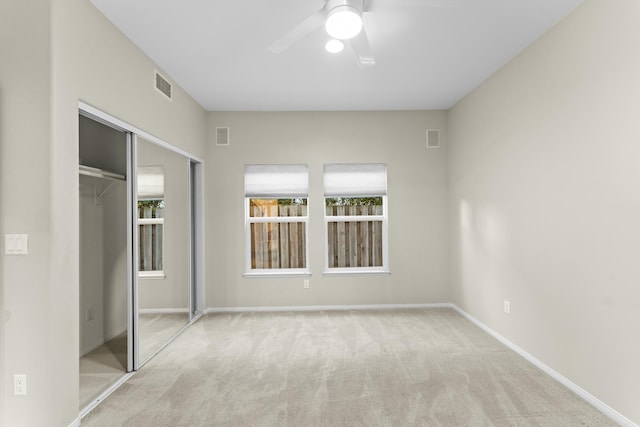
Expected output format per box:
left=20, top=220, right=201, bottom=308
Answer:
left=90, top=0, right=583, bottom=111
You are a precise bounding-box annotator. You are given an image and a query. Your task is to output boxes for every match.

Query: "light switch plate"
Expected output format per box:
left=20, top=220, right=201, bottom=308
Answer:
left=5, top=234, right=28, bottom=255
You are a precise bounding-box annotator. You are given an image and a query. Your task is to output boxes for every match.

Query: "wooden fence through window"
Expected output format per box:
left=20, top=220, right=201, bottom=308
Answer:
left=139, top=205, right=163, bottom=271
left=249, top=203, right=384, bottom=270
left=326, top=205, right=383, bottom=268
left=250, top=204, right=306, bottom=269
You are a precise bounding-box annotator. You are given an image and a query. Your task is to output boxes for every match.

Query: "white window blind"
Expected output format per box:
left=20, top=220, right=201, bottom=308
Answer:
left=138, top=166, right=164, bottom=199
left=323, top=163, right=387, bottom=197
left=244, top=164, right=308, bottom=197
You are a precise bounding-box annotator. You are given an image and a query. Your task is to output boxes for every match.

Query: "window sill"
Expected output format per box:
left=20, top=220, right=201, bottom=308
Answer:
left=244, top=271, right=312, bottom=279
left=323, top=269, right=390, bottom=277
left=138, top=271, right=166, bottom=279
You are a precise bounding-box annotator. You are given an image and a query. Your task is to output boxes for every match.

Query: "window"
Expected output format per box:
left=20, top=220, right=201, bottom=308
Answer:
left=138, top=166, right=164, bottom=277
left=323, top=163, right=389, bottom=274
left=245, top=165, right=309, bottom=275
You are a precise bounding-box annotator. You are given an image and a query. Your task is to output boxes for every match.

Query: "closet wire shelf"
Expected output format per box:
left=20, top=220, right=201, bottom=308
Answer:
left=79, top=164, right=126, bottom=203
left=79, top=164, right=126, bottom=181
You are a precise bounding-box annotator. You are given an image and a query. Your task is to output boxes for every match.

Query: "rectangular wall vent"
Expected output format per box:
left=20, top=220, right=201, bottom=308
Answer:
left=216, top=127, right=230, bottom=146
left=154, top=70, right=172, bottom=101
left=426, top=129, right=440, bottom=148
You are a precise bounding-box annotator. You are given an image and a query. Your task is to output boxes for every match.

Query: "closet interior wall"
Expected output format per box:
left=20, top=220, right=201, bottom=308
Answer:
left=79, top=115, right=128, bottom=361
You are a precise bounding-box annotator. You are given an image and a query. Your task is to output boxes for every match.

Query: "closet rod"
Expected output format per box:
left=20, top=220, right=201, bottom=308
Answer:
left=79, top=164, right=126, bottom=181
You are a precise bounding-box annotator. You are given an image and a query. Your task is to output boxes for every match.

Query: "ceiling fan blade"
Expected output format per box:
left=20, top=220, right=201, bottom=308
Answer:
left=267, top=8, right=327, bottom=54
left=347, top=27, right=375, bottom=68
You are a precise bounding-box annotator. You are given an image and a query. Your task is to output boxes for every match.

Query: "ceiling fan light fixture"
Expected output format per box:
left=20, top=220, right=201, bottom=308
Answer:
left=325, top=5, right=363, bottom=40
left=325, top=39, right=344, bottom=53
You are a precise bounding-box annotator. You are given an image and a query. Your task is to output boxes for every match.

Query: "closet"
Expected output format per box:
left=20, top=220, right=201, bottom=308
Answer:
left=78, top=115, right=130, bottom=409
left=78, top=107, right=204, bottom=414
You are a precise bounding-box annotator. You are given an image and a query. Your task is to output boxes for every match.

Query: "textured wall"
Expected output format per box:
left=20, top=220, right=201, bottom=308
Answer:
left=448, top=1, right=640, bottom=424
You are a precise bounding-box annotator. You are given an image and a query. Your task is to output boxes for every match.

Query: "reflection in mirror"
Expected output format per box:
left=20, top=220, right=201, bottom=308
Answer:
left=137, top=138, right=190, bottom=364
left=138, top=167, right=165, bottom=276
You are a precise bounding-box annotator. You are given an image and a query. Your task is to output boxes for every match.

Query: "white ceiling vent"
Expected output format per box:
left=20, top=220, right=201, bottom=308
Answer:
left=426, top=129, right=440, bottom=148
left=216, top=127, right=230, bottom=146
left=154, top=70, right=172, bottom=101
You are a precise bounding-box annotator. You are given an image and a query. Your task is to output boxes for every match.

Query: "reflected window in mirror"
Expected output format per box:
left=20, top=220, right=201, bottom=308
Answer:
left=138, top=166, right=165, bottom=277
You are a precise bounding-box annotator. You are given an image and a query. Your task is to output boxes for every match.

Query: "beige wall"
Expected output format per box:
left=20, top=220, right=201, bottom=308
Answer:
left=448, top=0, right=640, bottom=424
left=206, top=111, right=449, bottom=309
left=101, top=182, right=128, bottom=344
left=1, top=0, right=207, bottom=425
left=79, top=176, right=106, bottom=354
left=79, top=177, right=129, bottom=355
left=0, top=0, right=53, bottom=425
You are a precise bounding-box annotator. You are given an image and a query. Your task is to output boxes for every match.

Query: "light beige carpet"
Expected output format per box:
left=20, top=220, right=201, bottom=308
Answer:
left=80, top=313, right=189, bottom=410
left=79, top=333, right=128, bottom=409
left=82, top=308, right=615, bottom=426
left=138, top=312, right=190, bottom=364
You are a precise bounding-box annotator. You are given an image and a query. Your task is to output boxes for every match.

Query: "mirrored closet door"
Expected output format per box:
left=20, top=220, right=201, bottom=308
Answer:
left=135, top=136, right=192, bottom=366
left=78, top=105, right=203, bottom=412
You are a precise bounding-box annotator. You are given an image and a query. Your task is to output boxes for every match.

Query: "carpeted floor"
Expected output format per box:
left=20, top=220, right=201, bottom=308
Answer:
left=81, top=308, right=616, bottom=426
left=79, top=332, right=128, bottom=409
left=80, top=312, right=189, bottom=410
left=138, top=312, right=190, bottom=364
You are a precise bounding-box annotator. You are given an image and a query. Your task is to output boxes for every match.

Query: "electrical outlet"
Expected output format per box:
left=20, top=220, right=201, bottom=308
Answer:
left=14, top=374, right=27, bottom=396
left=303, top=279, right=309, bottom=289
left=86, top=307, right=94, bottom=321
left=503, top=300, right=511, bottom=315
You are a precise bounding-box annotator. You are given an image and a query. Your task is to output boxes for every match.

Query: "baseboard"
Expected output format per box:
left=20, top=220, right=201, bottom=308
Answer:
left=139, top=308, right=190, bottom=314
left=80, top=372, right=135, bottom=420
left=204, top=302, right=635, bottom=426
left=207, top=303, right=451, bottom=314
left=74, top=303, right=636, bottom=426
left=67, top=416, right=81, bottom=427
left=80, top=337, right=104, bottom=357
left=103, top=327, right=127, bottom=343
left=450, top=304, right=638, bottom=427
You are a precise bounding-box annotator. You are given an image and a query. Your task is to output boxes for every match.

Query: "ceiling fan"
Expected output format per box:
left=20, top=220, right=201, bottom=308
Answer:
left=267, top=0, right=376, bottom=68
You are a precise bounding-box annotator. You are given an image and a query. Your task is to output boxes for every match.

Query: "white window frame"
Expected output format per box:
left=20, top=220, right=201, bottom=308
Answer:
left=244, top=164, right=310, bottom=277
left=244, top=198, right=310, bottom=277
left=323, top=164, right=390, bottom=275
left=323, top=197, right=389, bottom=275
left=138, top=200, right=165, bottom=278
